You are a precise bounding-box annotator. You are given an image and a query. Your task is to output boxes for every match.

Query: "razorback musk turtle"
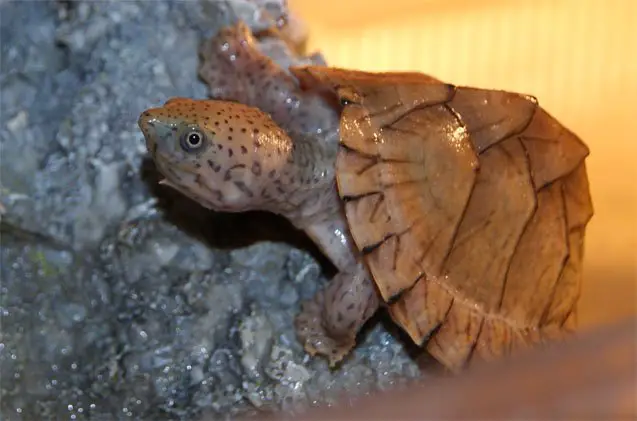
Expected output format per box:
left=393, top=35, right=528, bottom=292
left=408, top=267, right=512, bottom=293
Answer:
left=137, top=23, right=594, bottom=372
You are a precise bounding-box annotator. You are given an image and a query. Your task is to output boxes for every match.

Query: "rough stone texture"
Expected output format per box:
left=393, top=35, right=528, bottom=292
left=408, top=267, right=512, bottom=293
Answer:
left=0, top=1, right=423, bottom=420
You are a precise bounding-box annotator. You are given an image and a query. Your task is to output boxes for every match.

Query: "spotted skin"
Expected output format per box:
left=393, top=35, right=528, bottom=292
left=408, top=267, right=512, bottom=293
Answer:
left=140, top=22, right=384, bottom=368
left=139, top=96, right=381, bottom=366
left=197, top=21, right=340, bottom=146
left=295, top=262, right=379, bottom=363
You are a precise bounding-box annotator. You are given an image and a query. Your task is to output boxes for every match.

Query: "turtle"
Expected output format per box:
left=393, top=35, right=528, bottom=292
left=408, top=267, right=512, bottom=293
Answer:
left=137, top=22, right=594, bottom=372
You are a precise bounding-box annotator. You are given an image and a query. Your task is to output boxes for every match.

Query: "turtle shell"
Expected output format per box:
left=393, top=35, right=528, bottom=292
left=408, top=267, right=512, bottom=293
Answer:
left=291, top=66, right=594, bottom=371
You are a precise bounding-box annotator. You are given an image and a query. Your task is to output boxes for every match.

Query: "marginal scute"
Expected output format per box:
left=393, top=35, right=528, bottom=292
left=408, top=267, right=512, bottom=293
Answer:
left=471, top=319, right=510, bottom=362
left=539, top=226, right=586, bottom=327
left=336, top=146, right=380, bottom=198
left=538, top=163, right=594, bottom=328
left=498, top=182, right=569, bottom=326
left=520, top=107, right=590, bottom=189
left=425, top=301, right=485, bottom=369
left=363, top=233, right=425, bottom=301
left=562, top=162, right=594, bottom=229
left=342, top=192, right=392, bottom=248
left=388, top=277, right=454, bottom=345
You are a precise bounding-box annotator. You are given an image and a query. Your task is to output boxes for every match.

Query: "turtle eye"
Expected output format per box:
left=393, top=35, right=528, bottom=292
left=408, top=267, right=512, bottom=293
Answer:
left=180, top=130, right=206, bottom=152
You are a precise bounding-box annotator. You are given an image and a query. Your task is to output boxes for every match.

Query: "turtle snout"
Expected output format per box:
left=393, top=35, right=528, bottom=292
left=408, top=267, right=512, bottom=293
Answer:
left=138, top=111, right=155, bottom=137
left=138, top=111, right=175, bottom=158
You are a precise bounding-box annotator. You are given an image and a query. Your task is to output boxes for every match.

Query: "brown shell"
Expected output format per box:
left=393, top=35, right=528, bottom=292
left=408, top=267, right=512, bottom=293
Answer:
left=290, top=66, right=594, bottom=371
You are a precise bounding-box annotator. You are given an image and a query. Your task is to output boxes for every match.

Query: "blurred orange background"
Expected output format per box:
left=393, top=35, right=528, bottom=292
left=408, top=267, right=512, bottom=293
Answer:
left=289, top=0, right=637, bottom=329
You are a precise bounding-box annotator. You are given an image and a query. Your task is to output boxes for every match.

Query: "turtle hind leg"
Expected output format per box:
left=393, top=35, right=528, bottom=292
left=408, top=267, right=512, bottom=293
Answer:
left=295, top=263, right=380, bottom=367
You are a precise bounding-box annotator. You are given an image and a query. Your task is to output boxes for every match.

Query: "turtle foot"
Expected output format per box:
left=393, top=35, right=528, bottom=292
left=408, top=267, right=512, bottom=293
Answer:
left=295, top=291, right=356, bottom=368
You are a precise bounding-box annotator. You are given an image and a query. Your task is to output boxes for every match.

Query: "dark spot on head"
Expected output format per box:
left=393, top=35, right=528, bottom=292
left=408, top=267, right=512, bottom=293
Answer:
left=223, top=163, right=246, bottom=181
left=241, top=128, right=247, bottom=133
left=240, top=146, right=247, bottom=154
left=228, top=136, right=233, bottom=141
left=251, top=161, right=261, bottom=176
left=268, top=170, right=276, bottom=178
left=207, top=159, right=221, bottom=172
left=233, top=180, right=253, bottom=198
left=339, top=290, right=349, bottom=301
left=228, top=148, right=233, bottom=157
left=253, top=128, right=259, bottom=134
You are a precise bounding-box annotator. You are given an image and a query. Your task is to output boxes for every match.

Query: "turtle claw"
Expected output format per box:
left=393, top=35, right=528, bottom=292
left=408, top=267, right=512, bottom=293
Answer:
left=295, top=295, right=355, bottom=367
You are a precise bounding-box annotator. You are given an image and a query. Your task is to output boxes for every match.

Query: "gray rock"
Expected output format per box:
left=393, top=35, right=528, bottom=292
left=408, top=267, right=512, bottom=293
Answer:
left=0, top=1, right=425, bottom=420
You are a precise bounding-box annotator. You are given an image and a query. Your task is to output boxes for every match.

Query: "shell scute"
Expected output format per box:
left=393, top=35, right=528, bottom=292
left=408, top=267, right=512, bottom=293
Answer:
left=292, top=65, right=593, bottom=371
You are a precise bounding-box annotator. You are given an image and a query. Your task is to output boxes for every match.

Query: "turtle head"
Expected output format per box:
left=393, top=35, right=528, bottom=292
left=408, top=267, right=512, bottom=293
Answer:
left=138, top=97, right=293, bottom=213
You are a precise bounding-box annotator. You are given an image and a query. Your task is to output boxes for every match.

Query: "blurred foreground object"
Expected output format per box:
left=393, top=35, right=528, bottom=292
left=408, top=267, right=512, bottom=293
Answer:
left=263, top=317, right=636, bottom=420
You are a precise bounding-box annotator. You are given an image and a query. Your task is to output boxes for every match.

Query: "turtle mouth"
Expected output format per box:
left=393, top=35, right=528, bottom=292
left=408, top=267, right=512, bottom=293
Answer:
left=153, top=152, right=200, bottom=185
left=152, top=157, right=237, bottom=212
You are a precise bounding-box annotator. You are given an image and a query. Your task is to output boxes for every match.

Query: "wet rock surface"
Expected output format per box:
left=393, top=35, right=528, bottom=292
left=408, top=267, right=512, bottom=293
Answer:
left=0, top=1, right=423, bottom=420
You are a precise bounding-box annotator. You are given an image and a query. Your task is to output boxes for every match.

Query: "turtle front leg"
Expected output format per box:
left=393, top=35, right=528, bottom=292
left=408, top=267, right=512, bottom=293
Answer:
left=295, top=262, right=380, bottom=367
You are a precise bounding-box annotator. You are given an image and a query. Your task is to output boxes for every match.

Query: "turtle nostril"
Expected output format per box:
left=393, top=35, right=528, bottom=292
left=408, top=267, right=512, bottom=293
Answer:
left=138, top=111, right=157, bottom=132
